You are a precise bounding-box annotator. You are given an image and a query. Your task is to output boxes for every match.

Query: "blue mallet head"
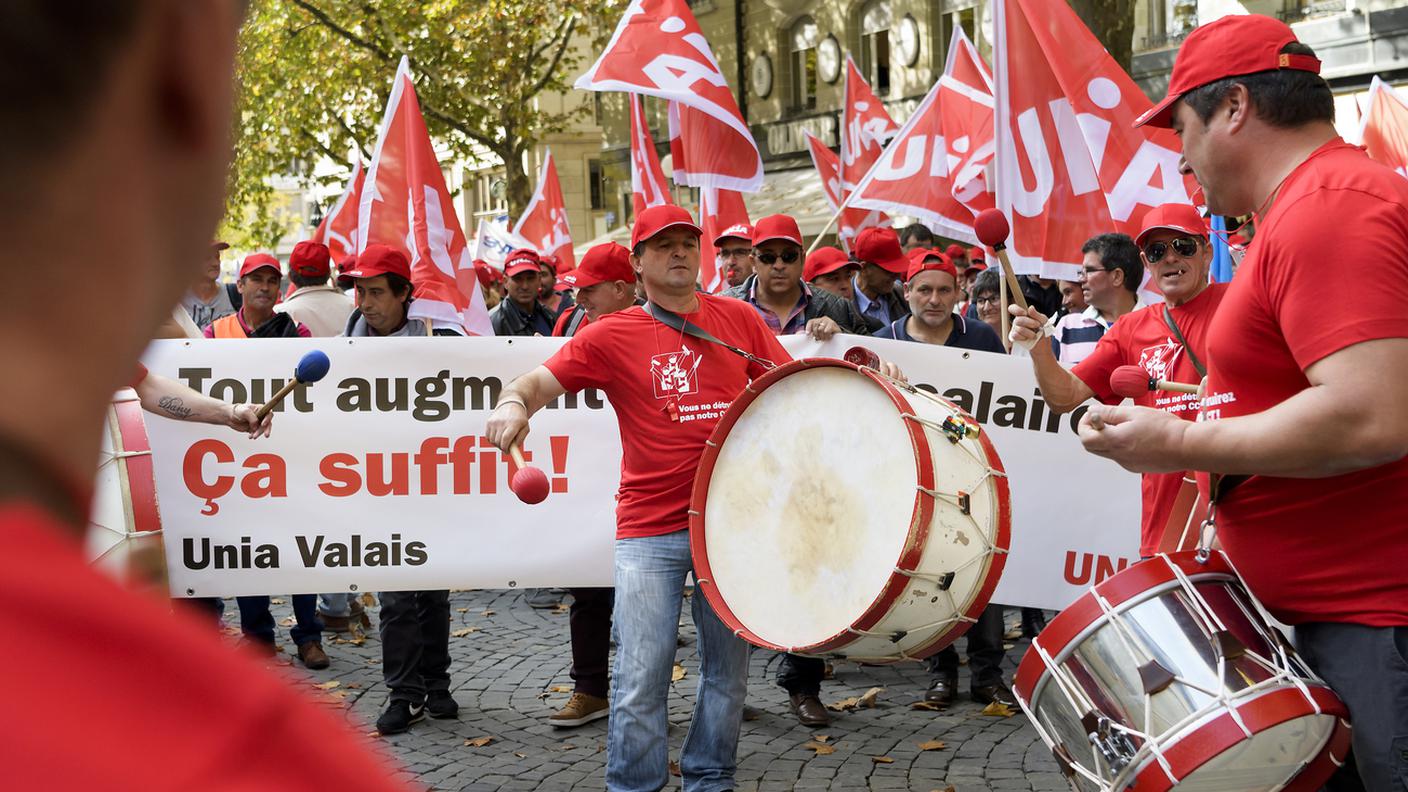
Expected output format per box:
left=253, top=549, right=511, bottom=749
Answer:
left=295, top=350, right=331, bottom=384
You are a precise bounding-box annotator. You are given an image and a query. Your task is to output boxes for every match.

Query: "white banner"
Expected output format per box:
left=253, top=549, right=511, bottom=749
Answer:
left=138, top=335, right=1140, bottom=609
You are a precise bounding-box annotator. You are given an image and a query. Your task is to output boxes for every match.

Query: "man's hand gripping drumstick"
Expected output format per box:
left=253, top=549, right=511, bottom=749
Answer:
left=486, top=366, right=570, bottom=504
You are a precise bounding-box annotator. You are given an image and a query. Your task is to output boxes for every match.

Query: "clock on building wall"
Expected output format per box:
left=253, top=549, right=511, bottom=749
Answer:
left=896, top=14, right=921, bottom=67
left=818, top=34, right=841, bottom=84
left=751, top=52, right=773, bottom=98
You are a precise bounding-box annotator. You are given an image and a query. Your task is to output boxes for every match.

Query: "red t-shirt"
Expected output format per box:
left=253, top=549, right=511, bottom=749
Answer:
left=130, top=362, right=149, bottom=388
left=544, top=294, right=790, bottom=539
left=1073, top=283, right=1227, bottom=556
left=1201, top=139, right=1408, bottom=627
left=0, top=503, right=408, bottom=791
left=551, top=305, right=590, bottom=337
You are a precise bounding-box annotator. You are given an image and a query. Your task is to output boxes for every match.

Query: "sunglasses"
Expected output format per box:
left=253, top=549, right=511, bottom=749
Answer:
left=1143, top=236, right=1200, bottom=262
left=756, top=250, right=801, bottom=266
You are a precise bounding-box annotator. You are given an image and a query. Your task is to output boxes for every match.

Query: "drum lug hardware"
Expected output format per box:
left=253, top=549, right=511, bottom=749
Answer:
left=937, top=572, right=955, bottom=591
left=889, top=630, right=908, bottom=644
left=1213, top=630, right=1248, bottom=660
left=939, top=416, right=974, bottom=444
left=1051, top=743, right=1077, bottom=778
left=1081, top=711, right=1136, bottom=772
left=957, top=492, right=971, bottom=515
left=1138, top=660, right=1177, bottom=695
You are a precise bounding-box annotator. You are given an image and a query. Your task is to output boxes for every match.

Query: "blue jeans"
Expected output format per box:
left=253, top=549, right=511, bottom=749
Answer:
left=608, top=531, right=749, bottom=792
left=236, top=594, right=321, bottom=646
left=318, top=592, right=351, bottom=617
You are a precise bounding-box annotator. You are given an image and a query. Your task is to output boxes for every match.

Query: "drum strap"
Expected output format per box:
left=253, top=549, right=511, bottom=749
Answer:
left=644, top=302, right=777, bottom=371
left=1162, top=305, right=1206, bottom=378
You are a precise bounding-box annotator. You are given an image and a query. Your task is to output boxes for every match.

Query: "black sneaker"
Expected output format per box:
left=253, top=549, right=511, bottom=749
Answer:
left=376, top=700, right=425, bottom=734
left=426, top=691, right=460, bottom=719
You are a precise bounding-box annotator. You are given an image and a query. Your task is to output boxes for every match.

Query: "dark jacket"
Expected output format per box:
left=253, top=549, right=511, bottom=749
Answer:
left=490, top=298, right=556, bottom=336
left=722, top=275, right=868, bottom=335
left=854, top=281, right=910, bottom=333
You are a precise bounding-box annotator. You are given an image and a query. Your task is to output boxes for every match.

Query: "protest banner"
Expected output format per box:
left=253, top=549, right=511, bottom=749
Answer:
left=137, top=335, right=1139, bottom=609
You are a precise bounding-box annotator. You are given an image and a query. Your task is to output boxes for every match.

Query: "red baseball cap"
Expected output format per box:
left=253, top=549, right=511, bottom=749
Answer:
left=1135, top=14, right=1321, bottom=129
left=966, top=260, right=988, bottom=274
left=852, top=227, right=908, bottom=275
left=288, top=240, right=331, bottom=278
left=906, top=252, right=957, bottom=283
left=803, top=247, right=854, bottom=281
left=752, top=214, right=803, bottom=247
left=336, top=255, right=356, bottom=275
left=539, top=255, right=559, bottom=274
left=347, top=244, right=412, bottom=281
left=1135, top=203, right=1209, bottom=247
left=714, top=223, right=753, bottom=246
left=238, top=253, right=281, bottom=279
left=565, top=242, right=634, bottom=288
left=504, top=248, right=543, bottom=278
left=944, top=243, right=967, bottom=260
left=967, top=246, right=984, bottom=263
left=632, top=204, right=702, bottom=248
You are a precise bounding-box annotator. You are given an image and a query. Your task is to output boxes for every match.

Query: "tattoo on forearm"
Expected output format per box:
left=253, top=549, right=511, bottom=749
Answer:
left=158, top=396, right=194, bottom=420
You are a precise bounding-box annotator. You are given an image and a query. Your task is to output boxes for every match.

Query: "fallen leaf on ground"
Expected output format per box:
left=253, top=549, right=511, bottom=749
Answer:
left=803, top=741, right=835, bottom=756
left=981, top=701, right=1015, bottom=718
left=668, top=759, right=681, bottom=777
left=826, top=697, right=860, bottom=712
left=271, top=598, right=285, bottom=605
left=481, top=610, right=495, bottom=616
left=550, top=685, right=573, bottom=693
left=858, top=687, right=883, bottom=707
left=359, top=593, right=376, bottom=607
left=514, top=752, right=526, bottom=759
left=871, top=756, right=894, bottom=764
left=930, top=787, right=956, bottom=792
left=671, top=664, right=686, bottom=682
left=345, top=682, right=361, bottom=689
left=456, top=608, right=468, bottom=613
left=814, top=734, right=830, bottom=743
left=910, top=701, right=944, bottom=711
left=917, top=740, right=947, bottom=751
left=463, top=737, right=494, bottom=747
left=313, top=681, right=340, bottom=690
left=279, top=617, right=295, bottom=627
left=451, top=628, right=478, bottom=638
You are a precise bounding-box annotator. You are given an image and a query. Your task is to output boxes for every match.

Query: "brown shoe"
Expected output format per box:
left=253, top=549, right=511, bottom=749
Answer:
left=789, top=692, right=831, bottom=727
left=319, top=612, right=352, bottom=633
left=297, top=641, right=330, bottom=670
left=971, top=683, right=1017, bottom=707
left=548, top=692, right=609, bottom=728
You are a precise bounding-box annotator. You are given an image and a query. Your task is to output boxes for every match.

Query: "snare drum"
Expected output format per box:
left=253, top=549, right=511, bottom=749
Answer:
left=690, top=357, right=1011, bottom=663
left=86, top=390, right=165, bottom=584
left=1014, top=551, right=1350, bottom=791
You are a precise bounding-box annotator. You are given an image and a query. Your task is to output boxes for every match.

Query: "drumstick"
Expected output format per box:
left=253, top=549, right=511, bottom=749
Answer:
left=508, top=444, right=550, bottom=504
left=1109, top=365, right=1200, bottom=398
left=255, top=350, right=331, bottom=420
left=972, top=209, right=1031, bottom=315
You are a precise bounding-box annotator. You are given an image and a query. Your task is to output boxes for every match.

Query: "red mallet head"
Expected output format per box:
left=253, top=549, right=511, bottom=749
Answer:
left=510, top=465, right=550, bottom=504
left=1109, top=365, right=1156, bottom=399
left=973, top=209, right=1012, bottom=250
left=843, top=345, right=881, bottom=368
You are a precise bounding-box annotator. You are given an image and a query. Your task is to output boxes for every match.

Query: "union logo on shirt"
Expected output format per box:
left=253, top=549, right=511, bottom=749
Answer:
left=1138, top=339, right=1184, bottom=383
left=650, top=349, right=702, bottom=399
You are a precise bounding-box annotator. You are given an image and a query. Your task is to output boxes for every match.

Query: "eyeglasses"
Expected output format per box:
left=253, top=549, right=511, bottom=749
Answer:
left=756, top=250, right=801, bottom=266
left=1079, top=265, right=1113, bottom=278
left=975, top=295, right=1002, bottom=306
left=718, top=247, right=752, bottom=259
left=1143, top=236, right=1201, bottom=262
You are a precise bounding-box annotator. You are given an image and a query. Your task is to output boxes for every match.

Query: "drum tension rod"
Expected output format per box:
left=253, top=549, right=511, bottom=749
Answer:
left=1081, top=710, right=1137, bottom=773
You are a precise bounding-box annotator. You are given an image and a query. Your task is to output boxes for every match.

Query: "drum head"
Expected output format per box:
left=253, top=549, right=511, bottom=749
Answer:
left=697, top=366, right=919, bottom=649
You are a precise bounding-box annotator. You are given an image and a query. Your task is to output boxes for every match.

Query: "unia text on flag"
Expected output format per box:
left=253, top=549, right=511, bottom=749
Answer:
left=846, top=27, right=995, bottom=245
left=991, top=0, right=1194, bottom=281
left=697, top=186, right=750, bottom=293
left=576, top=0, right=763, bottom=194
left=513, top=150, right=577, bottom=271
left=630, top=94, right=674, bottom=214
left=311, top=158, right=365, bottom=264
left=357, top=57, right=493, bottom=336
left=1355, top=76, right=1408, bottom=178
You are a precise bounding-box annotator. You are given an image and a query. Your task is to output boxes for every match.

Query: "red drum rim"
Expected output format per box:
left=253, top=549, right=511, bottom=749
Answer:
left=1014, top=551, right=1236, bottom=698
left=1128, top=684, right=1350, bottom=792
left=112, top=397, right=161, bottom=536
left=689, top=357, right=1011, bottom=657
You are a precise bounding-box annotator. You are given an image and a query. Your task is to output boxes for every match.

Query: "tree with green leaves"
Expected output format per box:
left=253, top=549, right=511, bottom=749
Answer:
left=227, top=0, right=620, bottom=248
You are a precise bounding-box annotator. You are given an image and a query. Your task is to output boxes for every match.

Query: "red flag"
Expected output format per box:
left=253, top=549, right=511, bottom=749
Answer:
left=311, top=159, right=364, bottom=264
left=1357, top=76, right=1408, bottom=178
left=846, top=28, right=996, bottom=243
left=840, top=57, right=900, bottom=193
left=513, top=150, right=576, bottom=271
left=802, top=130, right=881, bottom=249
left=578, top=0, right=762, bottom=192
left=992, top=0, right=1194, bottom=279
left=630, top=94, right=673, bottom=214
left=697, top=187, right=750, bottom=293
left=359, top=57, right=493, bottom=335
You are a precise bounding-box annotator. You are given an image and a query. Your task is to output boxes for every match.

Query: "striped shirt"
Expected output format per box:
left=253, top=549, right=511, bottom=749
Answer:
left=1050, top=306, right=1113, bottom=365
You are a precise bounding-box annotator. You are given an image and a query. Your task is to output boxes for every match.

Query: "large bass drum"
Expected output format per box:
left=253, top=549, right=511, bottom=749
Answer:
left=690, top=358, right=1010, bottom=663
left=86, top=390, right=165, bottom=585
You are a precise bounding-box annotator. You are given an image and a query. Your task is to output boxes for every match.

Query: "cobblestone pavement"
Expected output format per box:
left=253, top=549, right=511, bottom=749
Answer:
left=250, top=590, right=1067, bottom=792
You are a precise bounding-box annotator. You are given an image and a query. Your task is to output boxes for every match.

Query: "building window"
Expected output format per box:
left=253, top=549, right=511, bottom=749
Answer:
left=473, top=172, right=507, bottom=219
left=939, top=6, right=978, bottom=59
left=859, top=0, right=891, bottom=96
left=790, top=16, right=820, bottom=111
left=589, top=160, right=605, bottom=211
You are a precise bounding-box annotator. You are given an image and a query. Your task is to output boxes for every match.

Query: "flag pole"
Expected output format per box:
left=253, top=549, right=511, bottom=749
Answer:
left=807, top=187, right=859, bottom=254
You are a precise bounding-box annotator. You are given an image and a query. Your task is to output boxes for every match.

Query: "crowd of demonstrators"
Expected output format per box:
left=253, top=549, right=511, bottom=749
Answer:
left=721, top=214, right=867, bottom=344
left=715, top=223, right=755, bottom=288
left=802, top=246, right=858, bottom=301
left=546, top=242, right=641, bottom=730
left=1049, top=233, right=1144, bottom=365
left=850, top=227, right=912, bottom=332
left=1010, top=202, right=1223, bottom=560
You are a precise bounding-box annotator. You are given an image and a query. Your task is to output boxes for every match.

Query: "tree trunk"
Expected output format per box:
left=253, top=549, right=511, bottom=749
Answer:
left=1069, top=0, right=1135, bottom=73
left=500, top=141, right=533, bottom=224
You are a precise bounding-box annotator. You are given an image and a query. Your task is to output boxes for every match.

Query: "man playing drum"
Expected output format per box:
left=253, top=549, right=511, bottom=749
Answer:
left=1077, top=15, right=1408, bottom=790
left=1009, top=204, right=1226, bottom=559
